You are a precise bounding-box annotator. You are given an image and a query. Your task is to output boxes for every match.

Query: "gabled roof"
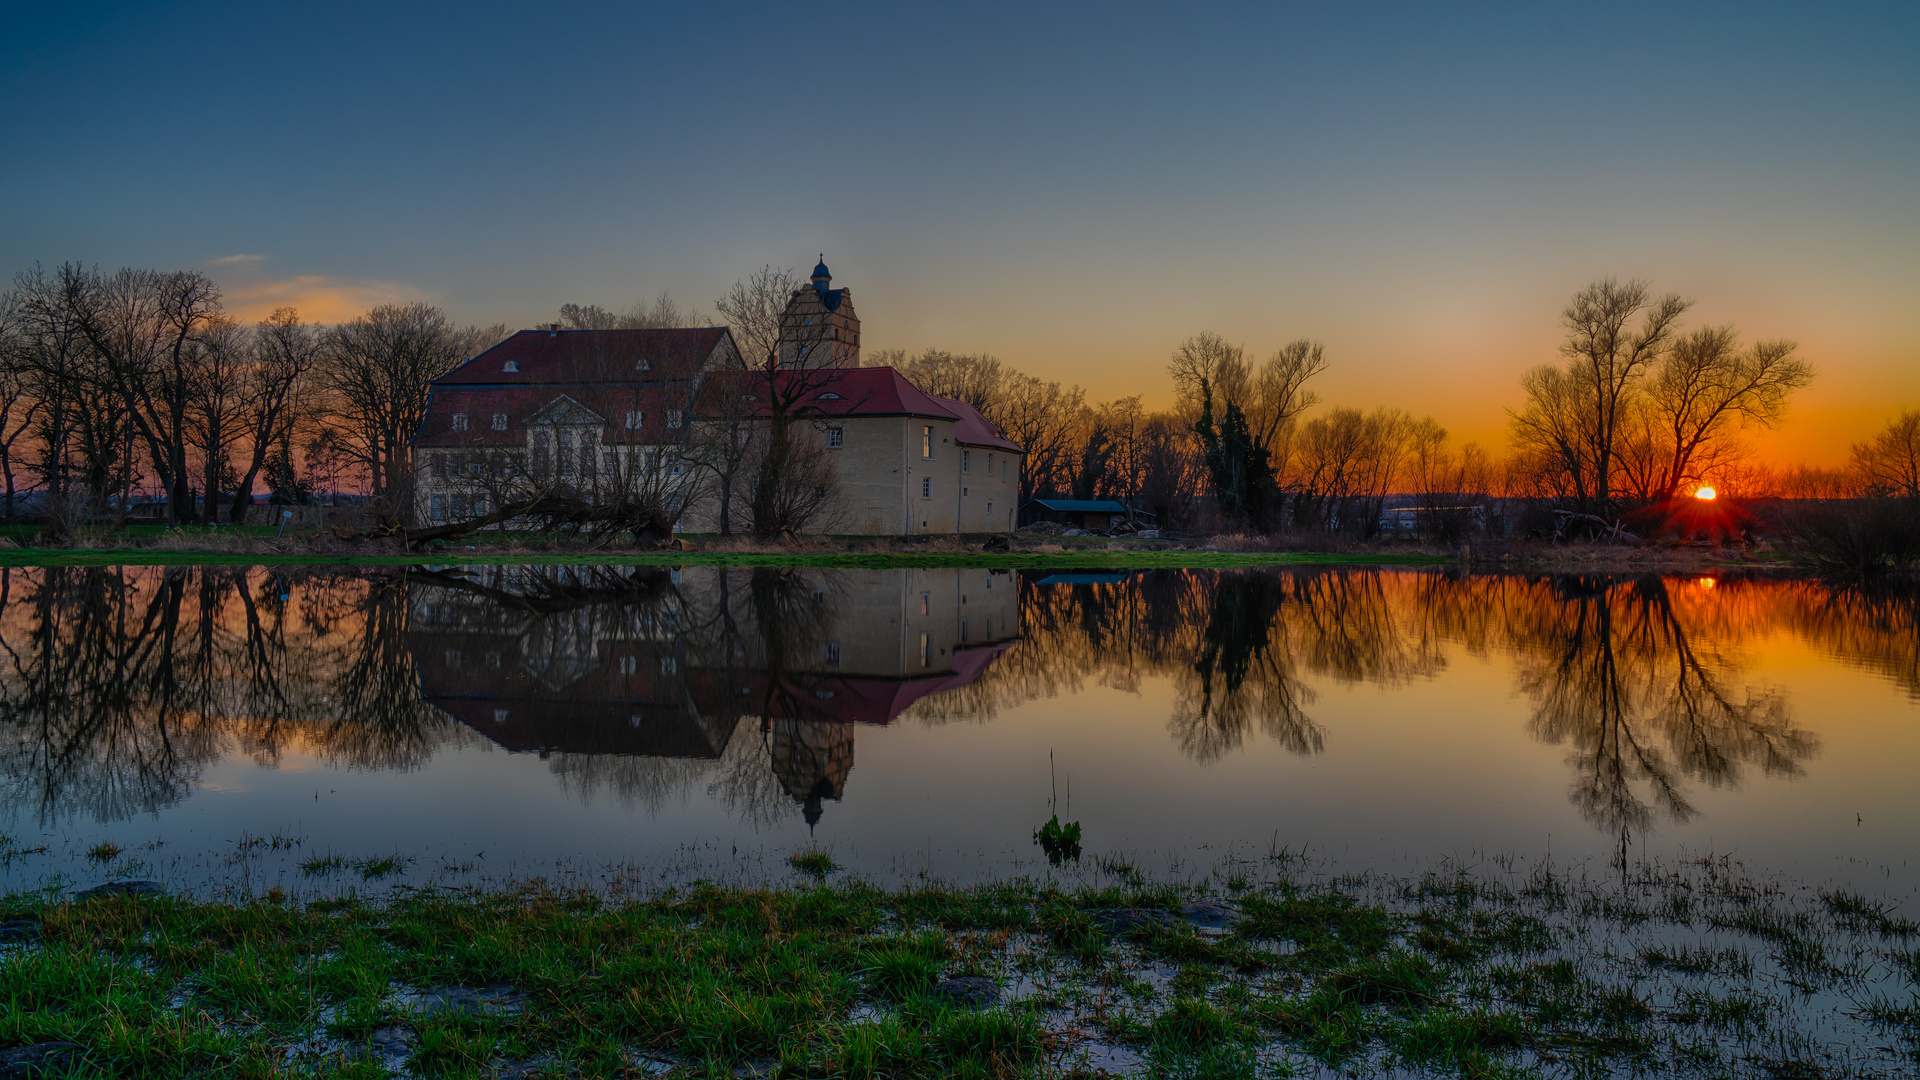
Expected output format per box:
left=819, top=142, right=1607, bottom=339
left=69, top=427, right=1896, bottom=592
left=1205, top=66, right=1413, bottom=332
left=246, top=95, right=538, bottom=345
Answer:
left=702, top=366, right=963, bottom=421
left=930, top=395, right=1023, bottom=454
left=434, top=327, right=735, bottom=386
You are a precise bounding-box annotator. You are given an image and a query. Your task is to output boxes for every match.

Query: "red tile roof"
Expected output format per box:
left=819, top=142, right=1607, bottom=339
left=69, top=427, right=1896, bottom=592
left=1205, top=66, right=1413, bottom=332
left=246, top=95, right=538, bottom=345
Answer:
left=434, top=327, right=735, bottom=386
left=930, top=395, right=1023, bottom=453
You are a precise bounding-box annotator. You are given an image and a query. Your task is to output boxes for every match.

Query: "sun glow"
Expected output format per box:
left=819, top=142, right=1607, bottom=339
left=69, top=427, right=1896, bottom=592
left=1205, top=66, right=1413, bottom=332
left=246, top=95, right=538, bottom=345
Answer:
left=1695, top=487, right=1717, bottom=500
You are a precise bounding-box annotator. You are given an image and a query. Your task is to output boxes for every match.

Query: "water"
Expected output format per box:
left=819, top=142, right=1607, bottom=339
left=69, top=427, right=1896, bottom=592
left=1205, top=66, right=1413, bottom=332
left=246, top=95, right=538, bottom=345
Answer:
left=1, top=563, right=1914, bottom=901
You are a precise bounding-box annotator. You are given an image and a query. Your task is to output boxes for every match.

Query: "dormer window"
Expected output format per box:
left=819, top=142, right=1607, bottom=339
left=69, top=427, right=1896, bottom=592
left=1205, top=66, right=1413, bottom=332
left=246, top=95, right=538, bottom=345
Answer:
left=451, top=413, right=468, bottom=432
left=502, top=360, right=519, bottom=373
left=492, top=413, right=507, bottom=431
left=624, top=410, right=643, bottom=429
left=818, top=392, right=841, bottom=400
left=667, top=409, right=683, bottom=429
left=635, top=357, right=651, bottom=371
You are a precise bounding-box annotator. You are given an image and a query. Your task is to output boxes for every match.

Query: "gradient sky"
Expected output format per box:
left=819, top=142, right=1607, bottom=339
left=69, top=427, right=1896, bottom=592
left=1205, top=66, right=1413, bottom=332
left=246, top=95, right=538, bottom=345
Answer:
left=3, top=2, right=1915, bottom=463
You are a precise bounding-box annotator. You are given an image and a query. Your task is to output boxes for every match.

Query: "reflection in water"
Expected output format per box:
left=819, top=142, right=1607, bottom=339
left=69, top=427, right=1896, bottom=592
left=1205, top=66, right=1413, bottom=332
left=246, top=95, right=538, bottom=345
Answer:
left=2, top=564, right=1913, bottom=842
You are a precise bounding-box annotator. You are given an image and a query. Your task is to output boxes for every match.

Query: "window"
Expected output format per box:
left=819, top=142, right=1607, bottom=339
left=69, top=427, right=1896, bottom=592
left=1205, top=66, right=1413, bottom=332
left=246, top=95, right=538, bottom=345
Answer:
left=472, top=496, right=488, bottom=516
left=451, top=494, right=469, bottom=518
left=921, top=592, right=930, bottom=616
left=987, top=453, right=994, bottom=475
left=557, top=430, right=573, bottom=475
left=827, top=427, right=843, bottom=448
left=432, top=454, right=446, bottom=478
left=603, top=451, right=617, bottom=473
left=635, top=357, right=651, bottom=371
left=660, top=656, right=678, bottom=675
left=493, top=708, right=509, bottom=724
left=445, top=648, right=460, bottom=667
left=960, top=619, right=969, bottom=641
left=581, top=443, right=595, bottom=476
left=962, top=450, right=970, bottom=473
left=430, top=495, right=447, bottom=520
left=802, top=316, right=812, bottom=326
left=921, top=425, right=933, bottom=458
left=451, top=413, right=468, bottom=432
left=619, top=655, right=637, bottom=675
left=818, top=392, right=840, bottom=400
left=921, top=476, right=932, bottom=499
left=629, top=714, right=644, bottom=727
left=737, top=428, right=751, bottom=447
left=986, top=500, right=993, bottom=516
left=502, top=360, right=519, bottom=373
left=492, top=413, right=507, bottom=431
left=667, top=409, right=683, bottom=429
left=919, top=632, right=931, bottom=668
left=669, top=455, right=685, bottom=475
left=824, top=642, right=840, bottom=665
left=625, top=409, right=643, bottom=429
left=466, top=459, right=483, bottom=477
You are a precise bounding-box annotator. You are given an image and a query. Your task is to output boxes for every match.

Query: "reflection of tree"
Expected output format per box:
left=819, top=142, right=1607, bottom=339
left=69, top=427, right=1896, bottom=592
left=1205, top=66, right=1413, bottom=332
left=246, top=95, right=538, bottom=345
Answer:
left=0, top=566, right=457, bottom=826
left=1172, top=573, right=1321, bottom=762
left=1508, top=576, right=1816, bottom=834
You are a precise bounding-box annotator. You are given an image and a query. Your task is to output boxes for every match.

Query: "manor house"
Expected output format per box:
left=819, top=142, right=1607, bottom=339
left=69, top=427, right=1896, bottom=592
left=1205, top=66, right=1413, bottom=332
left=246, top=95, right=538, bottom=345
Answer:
left=411, top=261, right=1023, bottom=535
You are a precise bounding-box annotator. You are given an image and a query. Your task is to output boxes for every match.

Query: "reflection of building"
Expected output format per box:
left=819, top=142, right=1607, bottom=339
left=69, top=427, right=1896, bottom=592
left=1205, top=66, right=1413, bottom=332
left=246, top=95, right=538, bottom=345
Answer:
left=405, top=567, right=1020, bottom=822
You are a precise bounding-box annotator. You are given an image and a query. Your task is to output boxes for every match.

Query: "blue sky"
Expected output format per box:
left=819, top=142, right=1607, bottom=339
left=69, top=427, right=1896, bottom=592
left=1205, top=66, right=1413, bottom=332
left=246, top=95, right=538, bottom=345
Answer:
left=3, top=1, right=1915, bottom=459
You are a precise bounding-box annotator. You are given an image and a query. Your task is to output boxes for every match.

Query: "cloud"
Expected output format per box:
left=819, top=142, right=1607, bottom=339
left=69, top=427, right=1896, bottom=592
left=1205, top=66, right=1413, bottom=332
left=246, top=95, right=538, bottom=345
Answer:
left=218, top=274, right=433, bottom=324
left=207, top=253, right=266, bottom=266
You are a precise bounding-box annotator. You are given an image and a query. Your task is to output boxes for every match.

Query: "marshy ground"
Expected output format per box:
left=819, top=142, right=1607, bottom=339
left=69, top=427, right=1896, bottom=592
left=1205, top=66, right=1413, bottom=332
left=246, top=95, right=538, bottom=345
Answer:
left=3, top=849, right=1916, bottom=1078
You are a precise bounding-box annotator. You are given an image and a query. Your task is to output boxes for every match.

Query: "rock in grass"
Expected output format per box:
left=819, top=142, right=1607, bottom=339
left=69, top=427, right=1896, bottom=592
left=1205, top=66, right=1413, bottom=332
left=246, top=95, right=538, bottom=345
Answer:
left=355, top=1027, right=416, bottom=1070
left=0, top=1042, right=86, bottom=1078
left=931, top=976, right=999, bottom=1007
left=75, top=880, right=165, bottom=901
left=1090, top=908, right=1178, bottom=936
left=1180, top=900, right=1242, bottom=935
left=395, top=984, right=525, bottom=1018
left=0, top=919, right=39, bottom=943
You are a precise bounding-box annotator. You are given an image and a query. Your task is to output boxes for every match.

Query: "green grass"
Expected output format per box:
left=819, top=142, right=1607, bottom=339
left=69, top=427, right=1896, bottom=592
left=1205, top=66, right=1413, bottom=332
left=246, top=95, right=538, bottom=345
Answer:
left=1, top=868, right=1909, bottom=1078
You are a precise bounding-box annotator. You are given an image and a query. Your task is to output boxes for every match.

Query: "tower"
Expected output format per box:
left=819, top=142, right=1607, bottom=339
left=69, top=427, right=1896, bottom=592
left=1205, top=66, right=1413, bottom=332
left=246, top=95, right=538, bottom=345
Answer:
left=775, top=256, right=861, bottom=369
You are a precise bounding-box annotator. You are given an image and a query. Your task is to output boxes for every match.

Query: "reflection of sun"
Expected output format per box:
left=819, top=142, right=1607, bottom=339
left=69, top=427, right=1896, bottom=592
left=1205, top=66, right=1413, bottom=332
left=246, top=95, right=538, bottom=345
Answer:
left=1695, top=486, right=1717, bottom=500
left=1696, top=577, right=1717, bottom=590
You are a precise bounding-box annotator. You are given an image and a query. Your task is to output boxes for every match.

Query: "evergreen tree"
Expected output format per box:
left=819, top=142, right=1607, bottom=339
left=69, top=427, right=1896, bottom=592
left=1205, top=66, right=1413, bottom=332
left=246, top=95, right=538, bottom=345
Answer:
left=1193, top=379, right=1275, bottom=527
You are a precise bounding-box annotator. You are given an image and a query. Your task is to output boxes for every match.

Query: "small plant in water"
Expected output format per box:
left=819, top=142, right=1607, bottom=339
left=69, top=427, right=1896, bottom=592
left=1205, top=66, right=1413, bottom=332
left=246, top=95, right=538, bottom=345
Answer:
left=355, top=855, right=407, bottom=881
left=300, top=853, right=346, bottom=877
left=1033, top=815, right=1081, bottom=865
left=85, top=841, right=121, bottom=863
left=789, top=850, right=838, bottom=878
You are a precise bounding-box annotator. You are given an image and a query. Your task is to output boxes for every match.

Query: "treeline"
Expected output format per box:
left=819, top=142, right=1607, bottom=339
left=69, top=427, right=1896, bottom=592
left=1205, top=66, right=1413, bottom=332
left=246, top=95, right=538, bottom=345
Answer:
left=0, top=263, right=506, bottom=531
left=887, top=277, right=1917, bottom=541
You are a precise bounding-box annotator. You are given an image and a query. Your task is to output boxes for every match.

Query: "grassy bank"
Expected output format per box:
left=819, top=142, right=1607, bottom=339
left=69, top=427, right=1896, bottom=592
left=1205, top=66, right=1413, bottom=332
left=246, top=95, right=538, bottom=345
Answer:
left=4, top=857, right=1914, bottom=1078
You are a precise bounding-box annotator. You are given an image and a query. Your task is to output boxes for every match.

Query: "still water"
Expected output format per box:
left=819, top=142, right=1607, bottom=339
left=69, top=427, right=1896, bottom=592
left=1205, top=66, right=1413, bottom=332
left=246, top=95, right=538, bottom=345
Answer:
left=1, top=564, right=1915, bottom=899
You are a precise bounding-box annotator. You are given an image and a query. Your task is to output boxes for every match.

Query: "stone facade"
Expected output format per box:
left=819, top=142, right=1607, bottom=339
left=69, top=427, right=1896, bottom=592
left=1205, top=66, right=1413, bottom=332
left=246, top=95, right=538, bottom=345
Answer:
left=412, top=268, right=1022, bottom=535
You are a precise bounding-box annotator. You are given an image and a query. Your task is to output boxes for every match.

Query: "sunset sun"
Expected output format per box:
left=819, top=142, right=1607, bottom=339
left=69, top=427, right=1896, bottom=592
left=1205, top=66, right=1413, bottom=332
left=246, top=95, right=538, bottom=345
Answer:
left=1695, top=487, right=1717, bottom=501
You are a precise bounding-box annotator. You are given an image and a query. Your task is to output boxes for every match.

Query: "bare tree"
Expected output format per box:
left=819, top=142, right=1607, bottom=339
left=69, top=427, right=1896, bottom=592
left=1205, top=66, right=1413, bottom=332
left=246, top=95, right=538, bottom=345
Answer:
left=316, top=303, right=467, bottom=525
left=714, top=266, right=801, bottom=370
left=1513, top=278, right=1691, bottom=514
left=228, top=308, right=321, bottom=524
left=1617, top=328, right=1813, bottom=503
left=997, top=373, right=1086, bottom=503
left=1852, top=409, right=1920, bottom=500
left=889, top=349, right=1008, bottom=417
left=0, top=293, right=42, bottom=521
left=187, top=317, right=247, bottom=523
left=67, top=267, right=226, bottom=524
